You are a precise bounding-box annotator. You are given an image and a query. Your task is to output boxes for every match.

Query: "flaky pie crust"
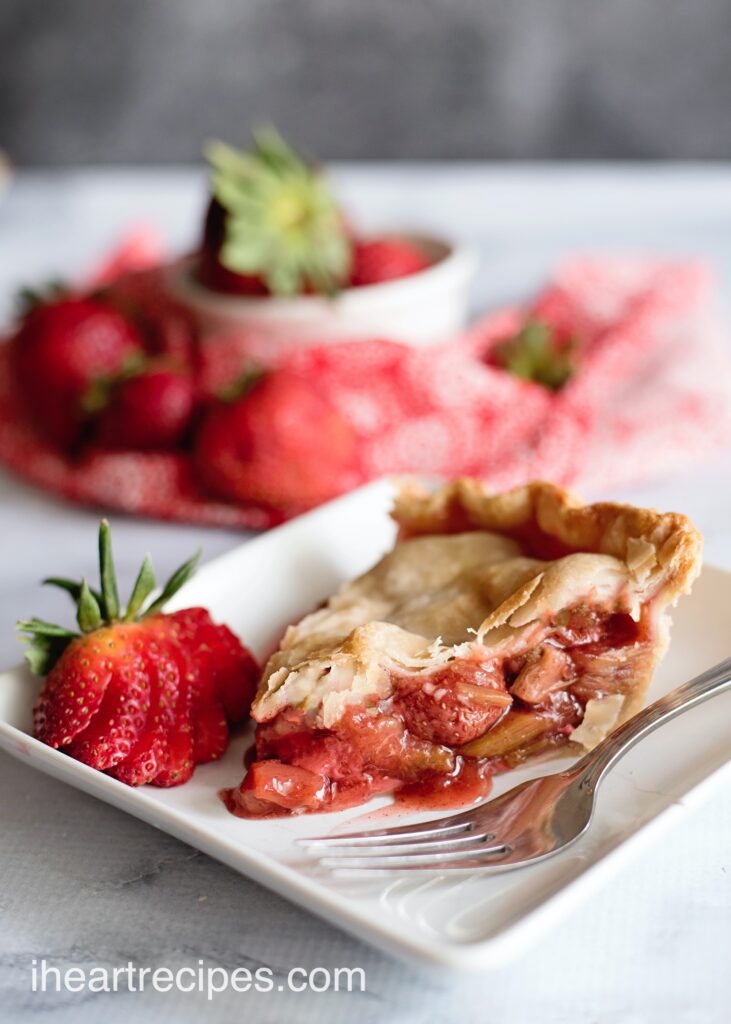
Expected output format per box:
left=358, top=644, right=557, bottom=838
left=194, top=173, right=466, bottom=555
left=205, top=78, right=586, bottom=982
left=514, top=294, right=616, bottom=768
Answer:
left=253, top=479, right=703, bottom=749
left=393, top=478, right=702, bottom=608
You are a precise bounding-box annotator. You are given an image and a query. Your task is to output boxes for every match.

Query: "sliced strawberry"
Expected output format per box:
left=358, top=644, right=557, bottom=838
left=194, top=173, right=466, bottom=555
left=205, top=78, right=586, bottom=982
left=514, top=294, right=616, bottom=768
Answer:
left=33, top=641, right=112, bottom=748
left=111, top=636, right=181, bottom=785
left=191, top=695, right=229, bottom=764
left=151, top=648, right=195, bottom=787
left=112, top=733, right=169, bottom=787
left=208, top=623, right=259, bottom=724
left=66, top=628, right=151, bottom=770
left=170, top=607, right=258, bottom=725
left=165, top=608, right=225, bottom=762
left=19, top=521, right=256, bottom=789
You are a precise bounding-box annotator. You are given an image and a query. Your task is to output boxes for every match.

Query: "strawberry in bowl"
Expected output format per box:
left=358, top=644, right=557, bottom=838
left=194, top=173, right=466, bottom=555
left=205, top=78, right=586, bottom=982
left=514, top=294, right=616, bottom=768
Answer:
left=17, top=520, right=259, bottom=785
left=168, top=127, right=476, bottom=357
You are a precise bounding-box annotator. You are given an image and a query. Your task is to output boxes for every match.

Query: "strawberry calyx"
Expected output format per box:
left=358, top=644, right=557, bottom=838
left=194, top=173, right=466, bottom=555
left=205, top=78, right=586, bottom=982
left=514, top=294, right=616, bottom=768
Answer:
left=17, top=520, right=200, bottom=676
left=79, top=350, right=148, bottom=415
left=14, top=279, right=71, bottom=320
left=204, top=126, right=352, bottom=297
left=216, top=366, right=266, bottom=404
left=494, top=319, right=578, bottom=391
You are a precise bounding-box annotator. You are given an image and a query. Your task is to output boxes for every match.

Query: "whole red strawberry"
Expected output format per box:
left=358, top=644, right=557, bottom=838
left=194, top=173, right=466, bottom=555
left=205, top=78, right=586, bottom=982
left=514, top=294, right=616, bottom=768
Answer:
left=101, top=267, right=198, bottom=367
left=194, top=370, right=362, bottom=516
left=9, top=296, right=145, bottom=449
left=350, top=237, right=430, bottom=287
left=17, top=521, right=259, bottom=786
left=199, top=198, right=271, bottom=296
left=93, top=365, right=196, bottom=450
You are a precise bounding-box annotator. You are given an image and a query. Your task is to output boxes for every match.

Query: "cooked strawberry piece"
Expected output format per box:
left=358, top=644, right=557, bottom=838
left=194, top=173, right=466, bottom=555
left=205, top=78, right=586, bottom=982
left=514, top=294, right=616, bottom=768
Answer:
left=226, top=760, right=331, bottom=817
left=395, top=757, right=494, bottom=811
left=249, top=705, right=455, bottom=817
left=394, top=661, right=512, bottom=746
left=261, top=725, right=368, bottom=783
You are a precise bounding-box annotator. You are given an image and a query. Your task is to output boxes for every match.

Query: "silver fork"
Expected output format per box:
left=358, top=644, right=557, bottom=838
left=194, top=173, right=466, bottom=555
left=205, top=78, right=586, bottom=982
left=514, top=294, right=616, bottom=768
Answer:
left=299, top=656, right=731, bottom=874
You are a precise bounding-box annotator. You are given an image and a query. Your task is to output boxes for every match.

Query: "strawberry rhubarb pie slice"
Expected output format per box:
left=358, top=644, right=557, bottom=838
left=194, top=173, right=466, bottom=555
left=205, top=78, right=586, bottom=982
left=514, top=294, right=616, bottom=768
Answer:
left=225, top=479, right=702, bottom=818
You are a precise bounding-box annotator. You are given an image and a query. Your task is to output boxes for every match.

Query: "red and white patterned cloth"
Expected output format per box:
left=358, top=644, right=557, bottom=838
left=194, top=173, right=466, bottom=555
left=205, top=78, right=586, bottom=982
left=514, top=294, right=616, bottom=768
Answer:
left=1, top=254, right=729, bottom=529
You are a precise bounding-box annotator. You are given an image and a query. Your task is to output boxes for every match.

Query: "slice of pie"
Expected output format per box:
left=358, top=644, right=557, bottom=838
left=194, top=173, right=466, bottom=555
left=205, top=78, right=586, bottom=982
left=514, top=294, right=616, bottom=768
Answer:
left=224, top=479, right=702, bottom=818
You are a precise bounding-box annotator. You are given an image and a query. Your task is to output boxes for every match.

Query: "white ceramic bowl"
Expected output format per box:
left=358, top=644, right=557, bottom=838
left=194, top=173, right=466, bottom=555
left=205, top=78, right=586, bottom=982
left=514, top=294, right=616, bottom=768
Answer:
left=166, top=234, right=477, bottom=357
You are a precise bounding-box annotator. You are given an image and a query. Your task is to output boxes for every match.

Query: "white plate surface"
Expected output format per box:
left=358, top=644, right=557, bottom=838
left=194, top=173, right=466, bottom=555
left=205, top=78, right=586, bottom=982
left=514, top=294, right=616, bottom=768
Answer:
left=1, top=479, right=730, bottom=972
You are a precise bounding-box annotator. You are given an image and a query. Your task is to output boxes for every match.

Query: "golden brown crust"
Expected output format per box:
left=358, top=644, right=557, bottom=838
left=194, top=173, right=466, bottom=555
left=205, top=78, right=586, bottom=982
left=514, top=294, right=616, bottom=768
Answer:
left=254, top=478, right=703, bottom=752
left=392, top=478, right=703, bottom=608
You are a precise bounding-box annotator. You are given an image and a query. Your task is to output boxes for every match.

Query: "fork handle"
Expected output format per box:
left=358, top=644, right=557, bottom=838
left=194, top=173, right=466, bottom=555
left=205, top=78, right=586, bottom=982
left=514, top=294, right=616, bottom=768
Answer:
left=572, top=655, right=731, bottom=792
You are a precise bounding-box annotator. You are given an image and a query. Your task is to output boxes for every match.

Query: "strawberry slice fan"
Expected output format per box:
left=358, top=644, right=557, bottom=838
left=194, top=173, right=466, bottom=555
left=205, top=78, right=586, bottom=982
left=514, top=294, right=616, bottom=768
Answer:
left=0, top=254, right=730, bottom=527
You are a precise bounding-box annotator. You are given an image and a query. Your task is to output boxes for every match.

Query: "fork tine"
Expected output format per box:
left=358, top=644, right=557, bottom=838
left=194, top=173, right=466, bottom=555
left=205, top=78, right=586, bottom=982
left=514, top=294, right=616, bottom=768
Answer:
left=318, top=841, right=510, bottom=872
left=297, top=817, right=473, bottom=848
left=306, top=829, right=496, bottom=856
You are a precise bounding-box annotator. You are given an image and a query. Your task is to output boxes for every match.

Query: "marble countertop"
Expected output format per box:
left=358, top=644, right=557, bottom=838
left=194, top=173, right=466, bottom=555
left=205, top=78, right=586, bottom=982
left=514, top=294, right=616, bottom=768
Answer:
left=1, top=165, right=731, bottom=1023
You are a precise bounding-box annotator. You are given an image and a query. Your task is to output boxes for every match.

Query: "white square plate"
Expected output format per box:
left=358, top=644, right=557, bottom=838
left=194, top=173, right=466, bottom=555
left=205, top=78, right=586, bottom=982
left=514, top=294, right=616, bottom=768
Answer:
left=1, top=479, right=730, bottom=972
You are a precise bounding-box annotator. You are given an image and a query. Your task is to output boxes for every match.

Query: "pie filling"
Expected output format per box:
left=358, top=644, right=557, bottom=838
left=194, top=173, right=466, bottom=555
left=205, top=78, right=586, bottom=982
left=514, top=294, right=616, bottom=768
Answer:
left=223, top=603, right=654, bottom=818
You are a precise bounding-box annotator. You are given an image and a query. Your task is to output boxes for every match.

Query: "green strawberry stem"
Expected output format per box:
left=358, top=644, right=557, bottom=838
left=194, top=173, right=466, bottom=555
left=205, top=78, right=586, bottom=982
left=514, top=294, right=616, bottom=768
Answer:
left=15, top=279, right=69, bottom=320
left=77, top=579, right=103, bottom=632
left=496, top=319, right=577, bottom=391
left=205, top=126, right=352, bottom=297
left=17, top=520, right=202, bottom=675
left=145, top=551, right=200, bottom=616
left=98, top=520, right=120, bottom=620
left=217, top=366, right=266, bottom=404
left=125, top=554, right=155, bottom=621
left=43, top=577, right=105, bottom=607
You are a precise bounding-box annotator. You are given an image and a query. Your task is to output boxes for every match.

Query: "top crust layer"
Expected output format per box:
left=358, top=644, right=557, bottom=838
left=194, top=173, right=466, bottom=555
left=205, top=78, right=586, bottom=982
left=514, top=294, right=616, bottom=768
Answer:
left=252, top=479, right=703, bottom=736
left=393, top=478, right=702, bottom=608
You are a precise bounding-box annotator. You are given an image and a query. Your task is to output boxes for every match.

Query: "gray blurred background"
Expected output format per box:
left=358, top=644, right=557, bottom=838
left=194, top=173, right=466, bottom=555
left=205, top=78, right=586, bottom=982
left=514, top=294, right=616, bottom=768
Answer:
left=1, top=0, right=730, bottom=165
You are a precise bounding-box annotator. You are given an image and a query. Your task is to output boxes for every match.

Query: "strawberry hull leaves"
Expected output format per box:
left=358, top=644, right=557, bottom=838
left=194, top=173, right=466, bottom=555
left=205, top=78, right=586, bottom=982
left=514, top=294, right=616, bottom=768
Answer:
left=17, top=520, right=259, bottom=787
left=203, top=127, right=352, bottom=297
left=494, top=320, right=578, bottom=391
left=17, top=519, right=200, bottom=677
